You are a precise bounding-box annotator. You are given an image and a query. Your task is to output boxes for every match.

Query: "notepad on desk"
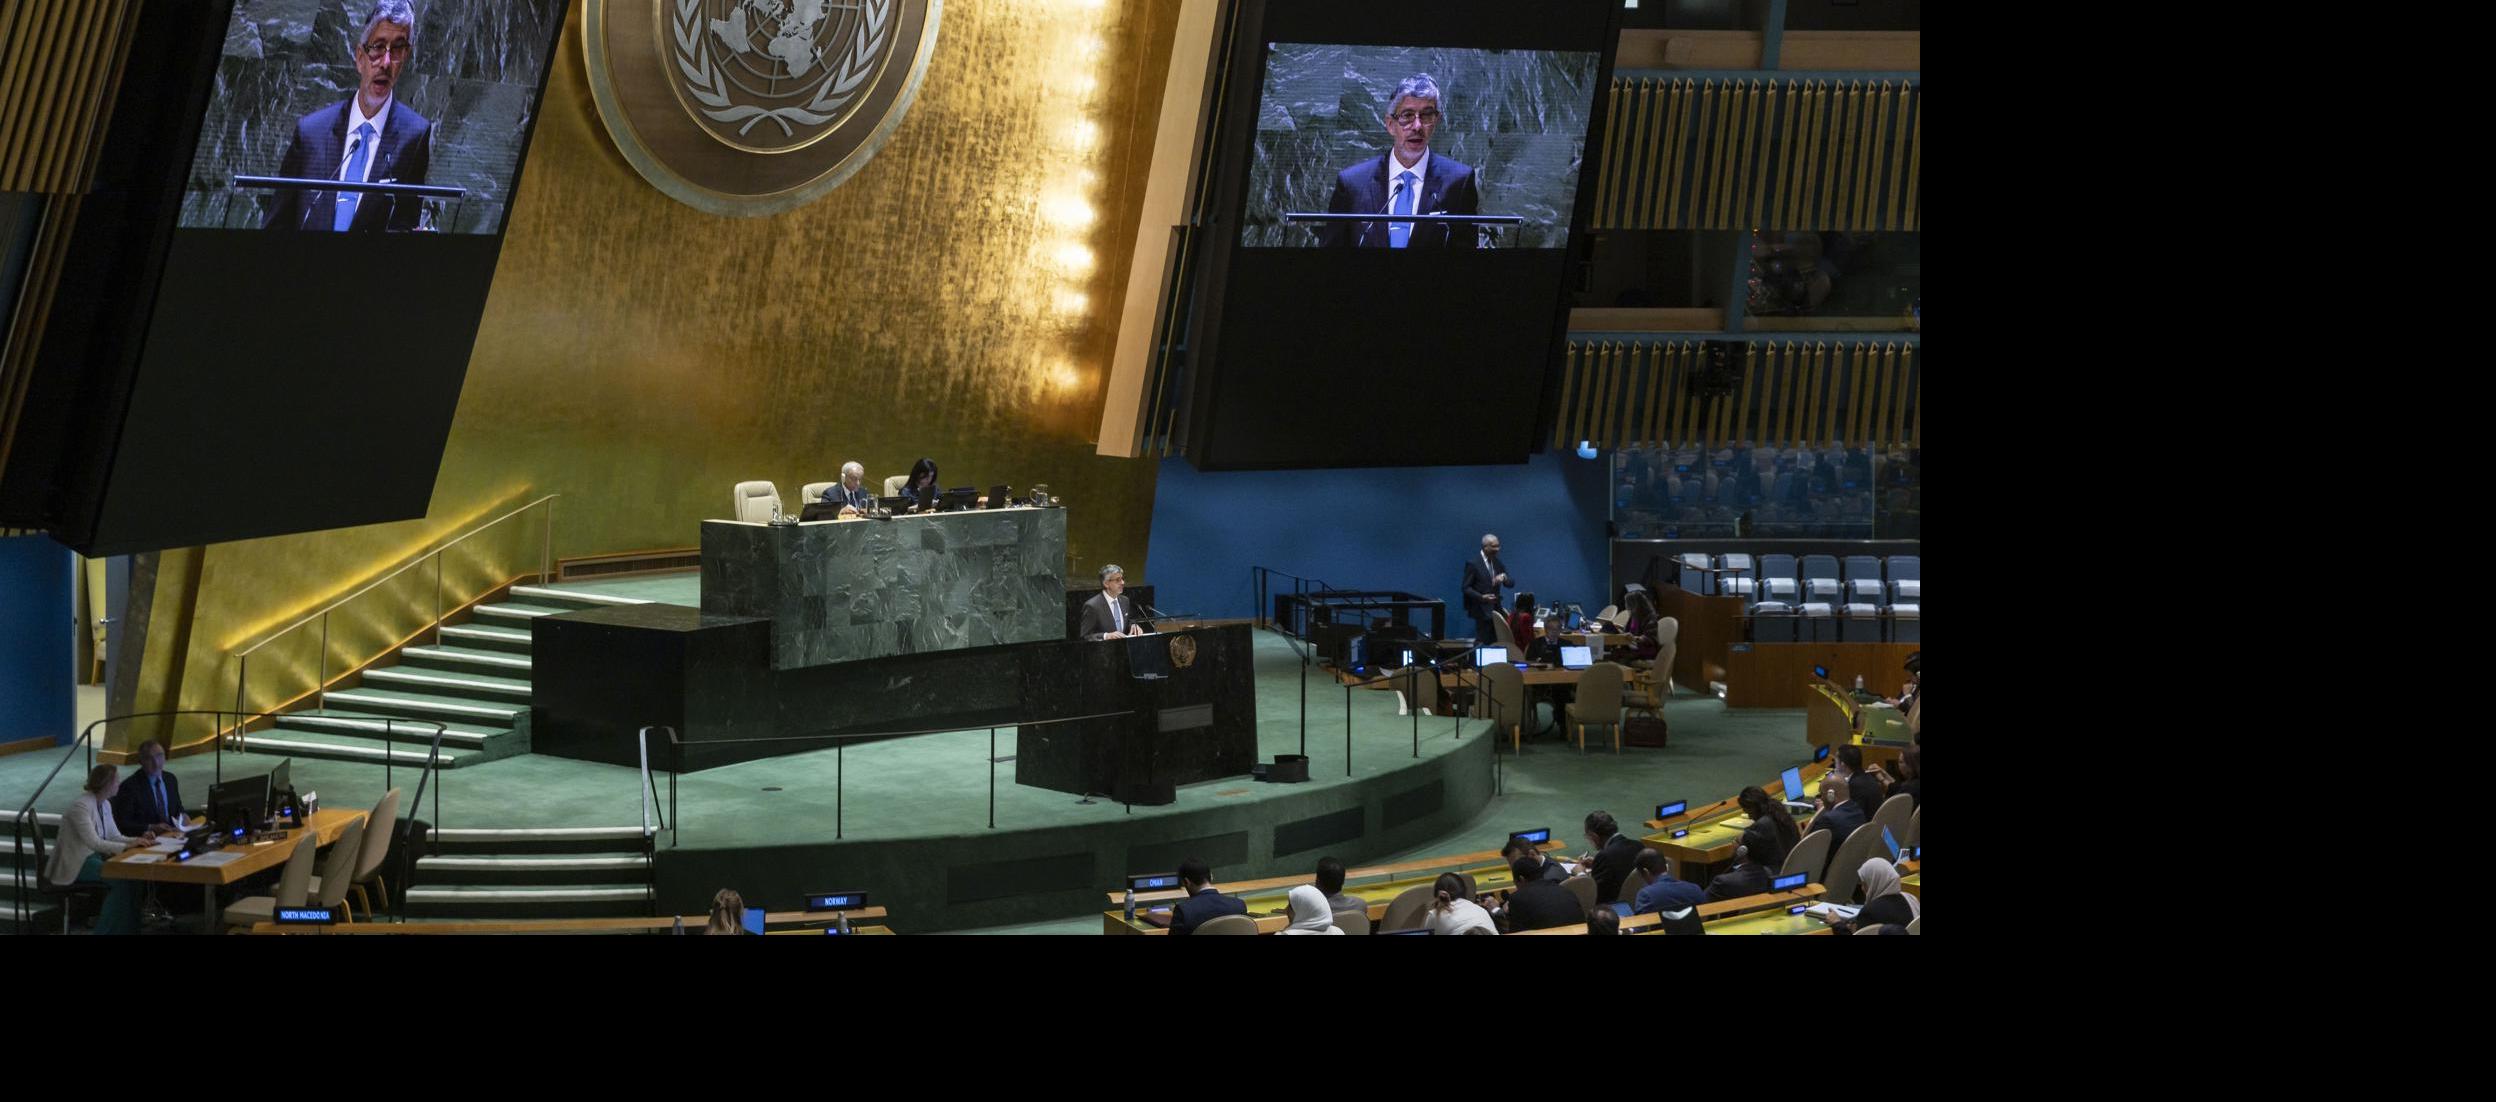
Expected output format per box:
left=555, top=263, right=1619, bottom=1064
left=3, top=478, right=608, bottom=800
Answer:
left=1719, top=816, right=1753, bottom=830
left=185, top=851, right=246, bottom=868
left=121, top=853, right=169, bottom=865
left=1803, top=903, right=1860, bottom=920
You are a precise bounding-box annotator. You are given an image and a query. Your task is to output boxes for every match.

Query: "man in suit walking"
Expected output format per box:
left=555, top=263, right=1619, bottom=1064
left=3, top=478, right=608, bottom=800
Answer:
left=1319, top=74, right=1481, bottom=249
left=1079, top=564, right=1150, bottom=641
left=1461, top=532, right=1513, bottom=644
left=262, top=1, right=433, bottom=233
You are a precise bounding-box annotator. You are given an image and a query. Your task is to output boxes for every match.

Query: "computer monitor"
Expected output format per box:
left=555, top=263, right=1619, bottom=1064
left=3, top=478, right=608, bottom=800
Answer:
left=1780, top=766, right=1805, bottom=803
left=798, top=501, right=846, bottom=521
left=207, top=775, right=269, bottom=834
left=266, top=758, right=293, bottom=806
left=985, top=484, right=1009, bottom=509
left=1473, top=645, right=1506, bottom=666
left=1881, top=825, right=1900, bottom=861
left=937, top=487, right=980, bottom=512
left=1560, top=645, right=1593, bottom=669
left=877, top=495, right=911, bottom=511
left=740, top=907, right=767, bottom=935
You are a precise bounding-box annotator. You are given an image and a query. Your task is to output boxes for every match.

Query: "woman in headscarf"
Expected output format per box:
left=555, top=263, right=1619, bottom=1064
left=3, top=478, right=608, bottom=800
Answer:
left=1821, top=856, right=1918, bottom=935
left=1278, top=885, right=1345, bottom=935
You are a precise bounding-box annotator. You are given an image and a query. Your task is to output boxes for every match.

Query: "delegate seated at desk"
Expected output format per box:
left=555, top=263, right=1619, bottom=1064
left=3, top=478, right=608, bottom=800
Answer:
left=111, top=739, right=183, bottom=835
left=819, top=461, right=875, bottom=516
left=51, top=765, right=159, bottom=935
left=1145, top=859, right=1245, bottom=934
left=1079, top=564, right=1151, bottom=641
left=897, top=457, right=942, bottom=513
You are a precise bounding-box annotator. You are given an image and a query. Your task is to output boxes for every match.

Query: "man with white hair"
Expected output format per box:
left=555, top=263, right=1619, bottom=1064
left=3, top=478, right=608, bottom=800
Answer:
left=1461, top=533, right=1513, bottom=644
left=1319, top=73, right=1480, bottom=249
left=262, top=0, right=434, bottom=232
left=820, top=461, right=874, bottom=515
left=1079, top=564, right=1150, bottom=642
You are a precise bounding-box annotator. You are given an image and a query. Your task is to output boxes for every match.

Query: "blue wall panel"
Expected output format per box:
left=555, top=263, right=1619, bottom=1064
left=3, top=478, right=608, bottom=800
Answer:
left=0, top=536, right=74, bottom=745
left=1143, top=453, right=1613, bottom=638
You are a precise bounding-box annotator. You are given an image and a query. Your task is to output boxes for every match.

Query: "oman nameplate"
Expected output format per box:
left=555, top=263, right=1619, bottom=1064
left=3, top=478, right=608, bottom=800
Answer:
left=584, top=0, right=943, bottom=216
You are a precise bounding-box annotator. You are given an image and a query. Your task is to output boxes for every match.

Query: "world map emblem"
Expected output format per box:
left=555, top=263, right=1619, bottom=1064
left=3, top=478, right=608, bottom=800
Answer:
left=585, top=0, right=943, bottom=216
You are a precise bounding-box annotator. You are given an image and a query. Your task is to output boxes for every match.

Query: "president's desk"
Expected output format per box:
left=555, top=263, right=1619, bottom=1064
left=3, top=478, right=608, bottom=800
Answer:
left=532, top=509, right=1254, bottom=786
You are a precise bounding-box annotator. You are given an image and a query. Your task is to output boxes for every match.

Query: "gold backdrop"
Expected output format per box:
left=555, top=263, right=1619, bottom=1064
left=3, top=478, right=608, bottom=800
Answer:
left=129, top=0, right=1183, bottom=748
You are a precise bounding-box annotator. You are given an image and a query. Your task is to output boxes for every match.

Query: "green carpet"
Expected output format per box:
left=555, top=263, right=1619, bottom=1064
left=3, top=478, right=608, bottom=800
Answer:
left=1, top=571, right=1812, bottom=933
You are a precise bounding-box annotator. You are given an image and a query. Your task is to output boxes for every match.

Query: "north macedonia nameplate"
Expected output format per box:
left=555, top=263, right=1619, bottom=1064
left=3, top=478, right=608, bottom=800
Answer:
left=584, top=0, right=942, bottom=216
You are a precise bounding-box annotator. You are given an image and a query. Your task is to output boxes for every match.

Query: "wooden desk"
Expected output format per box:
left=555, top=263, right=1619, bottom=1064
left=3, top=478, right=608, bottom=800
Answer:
left=107, top=809, right=367, bottom=933
left=1102, top=841, right=1565, bottom=933
left=250, top=906, right=888, bottom=935
left=1638, top=762, right=1828, bottom=880
left=1509, top=885, right=1827, bottom=935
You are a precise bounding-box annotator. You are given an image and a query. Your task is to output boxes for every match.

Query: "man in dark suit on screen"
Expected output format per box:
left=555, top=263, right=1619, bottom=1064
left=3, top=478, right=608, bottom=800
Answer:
left=1079, top=564, right=1151, bottom=642
left=1319, top=73, right=1480, bottom=249
left=262, top=1, right=433, bottom=233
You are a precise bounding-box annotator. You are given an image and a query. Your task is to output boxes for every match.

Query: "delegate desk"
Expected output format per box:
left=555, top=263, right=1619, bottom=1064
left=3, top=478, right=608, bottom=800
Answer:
left=105, top=808, right=366, bottom=933
left=1639, top=762, right=1829, bottom=883
left=250, top=906, right=891, bottom=935
left=1509, top=885, right=1829, bottom=935
left=1101, top=841, right=1564, bottom=934
left=1806, top=683, right=1907, bottom=769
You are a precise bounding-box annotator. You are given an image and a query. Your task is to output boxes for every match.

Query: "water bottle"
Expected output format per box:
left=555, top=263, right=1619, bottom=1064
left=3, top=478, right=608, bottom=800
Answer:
left=1122, top=886, right=1135, bottom=923
left=1854, top=674, right=1866, bottom=691
left=836, top=911, right=852, bottom=935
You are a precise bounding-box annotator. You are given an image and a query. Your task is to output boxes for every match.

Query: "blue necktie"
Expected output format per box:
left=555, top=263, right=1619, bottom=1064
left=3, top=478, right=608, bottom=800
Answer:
left=1389, top=170, right=1416, bottom=249
left=335, top=122, right=375, bottom=232
left=152, top=775, right=167, bottom=820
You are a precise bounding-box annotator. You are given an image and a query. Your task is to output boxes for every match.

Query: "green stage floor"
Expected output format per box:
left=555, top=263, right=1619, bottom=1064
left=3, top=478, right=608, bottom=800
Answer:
left=3, top=573, right=1807, bottom=934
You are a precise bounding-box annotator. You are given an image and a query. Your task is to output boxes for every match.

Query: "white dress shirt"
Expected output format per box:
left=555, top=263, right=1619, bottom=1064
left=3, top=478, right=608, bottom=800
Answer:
left=340, top=96, right=395, bottom=184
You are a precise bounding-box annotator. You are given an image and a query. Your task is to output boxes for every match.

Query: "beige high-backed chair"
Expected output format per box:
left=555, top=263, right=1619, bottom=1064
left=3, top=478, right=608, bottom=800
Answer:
left=731, top=481, right=782, bottom=523
left=799, top=481, right=837, bottom=507
left=883, top=474, right=910, bottom=497
left=223, top=829, right=320, bottom=929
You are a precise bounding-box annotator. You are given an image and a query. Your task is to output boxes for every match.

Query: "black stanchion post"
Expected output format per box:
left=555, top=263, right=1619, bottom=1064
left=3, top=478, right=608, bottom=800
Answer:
left=836, top=740, right=844, bottom=840
left=987, top=727, right=997, bottom=830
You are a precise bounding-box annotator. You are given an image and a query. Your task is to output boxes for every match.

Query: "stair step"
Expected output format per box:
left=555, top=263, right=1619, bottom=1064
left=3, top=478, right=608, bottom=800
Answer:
left=272, top=712, right=499, bottom=748
left=406, top=884, right=654, bottom=918
left=440, top=624, right=533, bottom=653
left=415, top=854, right=649, bottom=884
left=398, top=645, right=534, bottom=674
left=322, top=689, right=523, bottom=724
left=418, top=854, right=650, bottom=872
left=470, top=604, right=571, bottom=626
left=235, top=734, right=467, bottom=767
left=507, top=585, right=653, bottom=609
left=361, top=667, right=533, bottom=700
left=428, top=826, right=647, bottom=854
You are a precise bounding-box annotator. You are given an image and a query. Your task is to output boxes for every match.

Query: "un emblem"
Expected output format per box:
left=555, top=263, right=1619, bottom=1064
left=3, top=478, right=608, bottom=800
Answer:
left=585, top=0, right=943, bottom=216
left=1169, top=634, right=1198, bottom=670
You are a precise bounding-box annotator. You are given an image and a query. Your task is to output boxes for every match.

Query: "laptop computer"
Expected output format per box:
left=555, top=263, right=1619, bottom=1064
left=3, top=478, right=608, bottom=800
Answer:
left=740, top=907, right=767, bottom=935
left=798, top=501, right=846, bottom=521
left=1473, top=645, right=1506, bottom=667
left=1560, top=645, right=1593, bottom=670
left=1780, top=766, right=1814, bottom=814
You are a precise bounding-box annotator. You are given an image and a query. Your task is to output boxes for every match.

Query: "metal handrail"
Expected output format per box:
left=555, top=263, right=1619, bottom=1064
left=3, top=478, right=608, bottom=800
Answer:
left=227, top=493, right=556, bottom=747
left=235, top=493, right=559, bottom=659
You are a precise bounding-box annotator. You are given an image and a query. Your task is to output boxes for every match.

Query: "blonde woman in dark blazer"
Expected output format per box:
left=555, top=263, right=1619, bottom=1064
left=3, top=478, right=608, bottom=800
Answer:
left=48, top=765, right=155, bottom=934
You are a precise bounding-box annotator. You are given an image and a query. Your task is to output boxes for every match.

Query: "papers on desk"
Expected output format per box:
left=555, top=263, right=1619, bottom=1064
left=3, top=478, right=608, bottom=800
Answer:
left=1804, top=903, right=1860, bottom=920
left=120, top=853, right=168, bottom=865
left=185, top=851, right=246, bottom=868
left=1719, top=816, right=1754, bottom=830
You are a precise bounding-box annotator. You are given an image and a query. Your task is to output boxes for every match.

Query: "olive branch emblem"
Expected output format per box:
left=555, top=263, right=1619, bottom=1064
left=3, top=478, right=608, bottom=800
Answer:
left=672, top=0, right=892, bottom=139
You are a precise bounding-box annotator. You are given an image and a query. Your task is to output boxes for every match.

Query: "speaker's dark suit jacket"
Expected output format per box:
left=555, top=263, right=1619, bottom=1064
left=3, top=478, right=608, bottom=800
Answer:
left=1319, top=152, right=1480, bottom=248
left=261, top=99, right=433, bottom=232
left=111, top=770, right=183, bottom=835
left=820, top=483, right=874, bottom=512
left=1078, top=591, right=1146, bottom=642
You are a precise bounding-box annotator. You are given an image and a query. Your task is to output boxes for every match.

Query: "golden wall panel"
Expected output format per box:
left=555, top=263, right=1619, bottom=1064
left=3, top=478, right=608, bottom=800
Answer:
left=134, top=0, right=1185, bottom=748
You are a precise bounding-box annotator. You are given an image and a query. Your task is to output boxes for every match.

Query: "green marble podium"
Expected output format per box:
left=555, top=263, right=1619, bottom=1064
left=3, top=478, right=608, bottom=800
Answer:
left=700, top=508, right=1069, bottom=670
